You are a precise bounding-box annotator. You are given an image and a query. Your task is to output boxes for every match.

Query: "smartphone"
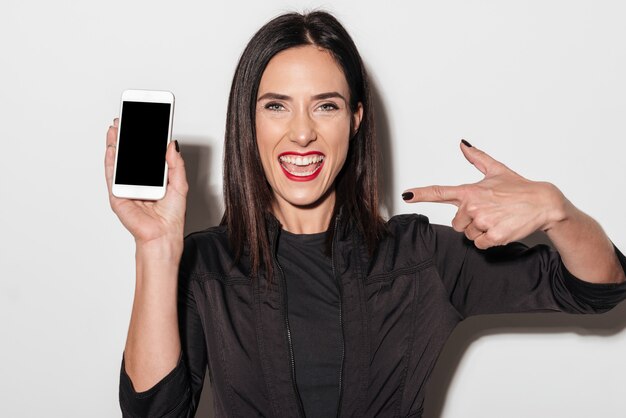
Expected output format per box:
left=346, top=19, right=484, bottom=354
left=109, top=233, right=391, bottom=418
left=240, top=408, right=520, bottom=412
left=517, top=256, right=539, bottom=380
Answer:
left=112, top=89, right=175, bottom=200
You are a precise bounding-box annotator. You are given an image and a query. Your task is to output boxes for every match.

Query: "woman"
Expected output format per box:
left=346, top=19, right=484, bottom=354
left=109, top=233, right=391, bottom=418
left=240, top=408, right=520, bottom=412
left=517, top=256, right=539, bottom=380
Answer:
left=106, top=11, right=626, bottom=418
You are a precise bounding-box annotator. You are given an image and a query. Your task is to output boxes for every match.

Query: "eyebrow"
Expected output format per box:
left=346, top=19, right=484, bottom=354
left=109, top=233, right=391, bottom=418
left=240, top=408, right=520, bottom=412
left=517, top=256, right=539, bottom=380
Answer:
left=257, top=91, right=347, bottom=103
left=313, top=92, right=347, bottom=102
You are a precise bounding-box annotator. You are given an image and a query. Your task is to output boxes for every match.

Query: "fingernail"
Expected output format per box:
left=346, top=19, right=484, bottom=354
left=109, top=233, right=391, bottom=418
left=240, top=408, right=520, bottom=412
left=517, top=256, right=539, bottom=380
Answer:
left=113, top=118, right=119, bottom=127
left=402, top=192, right=414, bottom=201
left=174, top=140, right=180, bottom=153
left=461, top=139, right=472, bottom=148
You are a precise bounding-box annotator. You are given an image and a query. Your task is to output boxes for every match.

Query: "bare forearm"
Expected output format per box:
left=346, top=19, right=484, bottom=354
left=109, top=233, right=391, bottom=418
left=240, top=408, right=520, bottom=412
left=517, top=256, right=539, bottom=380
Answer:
left=545, top=195, right=625, bottom=284
left=124, top=241, right=183, bottom=392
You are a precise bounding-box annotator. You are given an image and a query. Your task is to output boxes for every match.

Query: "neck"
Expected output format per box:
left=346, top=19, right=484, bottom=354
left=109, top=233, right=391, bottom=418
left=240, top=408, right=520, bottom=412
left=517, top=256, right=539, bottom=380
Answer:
left=271, top=190, right=336, bottom=234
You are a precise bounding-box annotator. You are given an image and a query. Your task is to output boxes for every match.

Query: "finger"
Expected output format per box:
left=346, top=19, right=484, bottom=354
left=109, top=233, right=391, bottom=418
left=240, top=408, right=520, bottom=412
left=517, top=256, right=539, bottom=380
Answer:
left=474, top=231, right=499, bottom=250
left=165, top=140, right=189, bottom=196
left=473, top=234, right=492, bottom=250
left=451, top=210, right=472, bottom=232
left=403, top=185, right=464, bottom=206
left=104, top=125, right=118, bottom=194
left=106, top=120, right=118, bottom=148
left=474, top=227, right=511, bottom=249
left=464, top=222, right=485, bottom=241
left=460, top=140, right=505, bottom=176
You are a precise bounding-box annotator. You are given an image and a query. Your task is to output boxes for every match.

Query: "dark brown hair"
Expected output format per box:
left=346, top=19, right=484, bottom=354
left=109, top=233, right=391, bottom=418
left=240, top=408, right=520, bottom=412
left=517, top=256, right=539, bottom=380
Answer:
left=221, top=10, right=387, bottom=277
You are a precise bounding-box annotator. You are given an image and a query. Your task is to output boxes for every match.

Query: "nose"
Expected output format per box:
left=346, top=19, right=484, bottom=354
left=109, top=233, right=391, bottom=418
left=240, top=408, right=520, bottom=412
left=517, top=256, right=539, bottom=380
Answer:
left=288, top=111, right=317, bottom=147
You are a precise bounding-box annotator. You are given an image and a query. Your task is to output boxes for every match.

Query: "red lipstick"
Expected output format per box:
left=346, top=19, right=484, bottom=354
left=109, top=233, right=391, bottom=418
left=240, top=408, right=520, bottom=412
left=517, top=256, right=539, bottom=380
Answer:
left=278, top=151, right=325, bottom=182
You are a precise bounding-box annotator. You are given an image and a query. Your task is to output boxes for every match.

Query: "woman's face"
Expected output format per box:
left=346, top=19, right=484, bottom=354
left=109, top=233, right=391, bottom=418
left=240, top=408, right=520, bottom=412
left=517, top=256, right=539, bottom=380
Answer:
left=255, top=45, right=363, bottom=211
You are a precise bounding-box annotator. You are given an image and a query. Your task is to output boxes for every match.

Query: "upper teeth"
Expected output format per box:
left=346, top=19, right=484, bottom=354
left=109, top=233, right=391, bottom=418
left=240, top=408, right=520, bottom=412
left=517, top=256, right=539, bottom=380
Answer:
left=279, top=155, right=324, bottom=166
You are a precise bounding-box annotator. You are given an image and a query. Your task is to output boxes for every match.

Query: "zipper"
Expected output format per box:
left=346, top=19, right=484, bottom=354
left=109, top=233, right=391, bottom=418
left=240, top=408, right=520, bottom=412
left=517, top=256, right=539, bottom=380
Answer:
left=332, top=214, right=345, bottom=418
left=272, top=228, right=306, bottom=418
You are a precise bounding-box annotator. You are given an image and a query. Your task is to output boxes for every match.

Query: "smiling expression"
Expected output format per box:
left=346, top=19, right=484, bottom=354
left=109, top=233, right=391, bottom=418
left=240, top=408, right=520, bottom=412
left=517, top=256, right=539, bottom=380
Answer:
left=255, top=45, right=363, bottom=212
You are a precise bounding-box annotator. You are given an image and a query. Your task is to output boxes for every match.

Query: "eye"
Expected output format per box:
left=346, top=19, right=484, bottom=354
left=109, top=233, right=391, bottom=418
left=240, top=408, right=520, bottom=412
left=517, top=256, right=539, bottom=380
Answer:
left=317, top=102, right=339, bottom=111
left=264, top=102, right=285, bottom=111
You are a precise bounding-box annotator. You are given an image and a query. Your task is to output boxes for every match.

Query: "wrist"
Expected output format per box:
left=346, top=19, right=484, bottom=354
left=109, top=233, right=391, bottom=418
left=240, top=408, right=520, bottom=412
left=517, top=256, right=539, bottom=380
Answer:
left=135, top=236, right=183, bottom=263
left=540, top=182, right=574, bottom=233
left=134, top=239, right=182, bottom=290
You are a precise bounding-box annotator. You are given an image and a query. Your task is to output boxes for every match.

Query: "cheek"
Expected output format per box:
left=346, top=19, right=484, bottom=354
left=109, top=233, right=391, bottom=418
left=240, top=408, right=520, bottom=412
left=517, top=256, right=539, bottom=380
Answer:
left=334, top=143, right=350, bottom=176
left=324, top=123, right=351, bottom=169
left=255, top=118, right=280, bottom=171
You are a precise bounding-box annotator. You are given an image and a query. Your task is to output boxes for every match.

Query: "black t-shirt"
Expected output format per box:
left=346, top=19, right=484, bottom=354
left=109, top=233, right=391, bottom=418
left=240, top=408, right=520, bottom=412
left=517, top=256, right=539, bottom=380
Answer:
left=277, top=229, right=342, bottom=418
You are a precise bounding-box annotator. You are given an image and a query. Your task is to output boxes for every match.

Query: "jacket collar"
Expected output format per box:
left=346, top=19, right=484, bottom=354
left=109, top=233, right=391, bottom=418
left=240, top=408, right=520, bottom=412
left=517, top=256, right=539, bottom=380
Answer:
left=264, top=205, right=350, bottom=239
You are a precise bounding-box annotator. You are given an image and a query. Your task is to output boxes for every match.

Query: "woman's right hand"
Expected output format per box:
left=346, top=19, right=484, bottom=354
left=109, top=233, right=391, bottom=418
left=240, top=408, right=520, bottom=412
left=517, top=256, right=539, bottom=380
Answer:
left=106, top=118, right=188, bottom=391
left=104, top=118, right=188, bottom=248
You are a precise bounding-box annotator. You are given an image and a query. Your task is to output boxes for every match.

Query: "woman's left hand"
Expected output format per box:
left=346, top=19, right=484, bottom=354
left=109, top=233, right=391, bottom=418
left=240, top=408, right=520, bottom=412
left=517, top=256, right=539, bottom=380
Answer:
left=402, top=140, right=567, bottom=249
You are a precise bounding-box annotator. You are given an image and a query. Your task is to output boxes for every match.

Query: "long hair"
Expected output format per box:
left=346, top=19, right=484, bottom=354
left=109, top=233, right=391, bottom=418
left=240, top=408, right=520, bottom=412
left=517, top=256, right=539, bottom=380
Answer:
left=221, top=10, right=387, bottom=278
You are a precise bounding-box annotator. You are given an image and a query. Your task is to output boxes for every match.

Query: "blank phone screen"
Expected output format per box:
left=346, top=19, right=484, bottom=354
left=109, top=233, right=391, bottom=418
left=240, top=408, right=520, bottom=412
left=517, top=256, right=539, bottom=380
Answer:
left=115, top=101, right=171, bottom=186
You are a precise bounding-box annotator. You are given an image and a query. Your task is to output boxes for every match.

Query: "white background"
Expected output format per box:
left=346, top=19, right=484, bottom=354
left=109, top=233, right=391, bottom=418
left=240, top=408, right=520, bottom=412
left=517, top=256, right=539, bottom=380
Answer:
left=2, top=1, right=625, bottom=417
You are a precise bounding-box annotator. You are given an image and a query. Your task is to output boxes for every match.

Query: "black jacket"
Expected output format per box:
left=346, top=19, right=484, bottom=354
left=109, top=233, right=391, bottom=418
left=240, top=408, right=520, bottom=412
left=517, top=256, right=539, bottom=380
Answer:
left=120, top=213, right=626, bottom=418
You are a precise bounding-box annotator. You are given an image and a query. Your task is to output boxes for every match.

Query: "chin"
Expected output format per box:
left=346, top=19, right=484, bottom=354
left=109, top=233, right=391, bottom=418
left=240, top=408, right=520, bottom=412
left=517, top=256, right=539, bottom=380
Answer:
left=283, top=192, right=324, bottom=208
left=273, top=180, right=333, bottom=209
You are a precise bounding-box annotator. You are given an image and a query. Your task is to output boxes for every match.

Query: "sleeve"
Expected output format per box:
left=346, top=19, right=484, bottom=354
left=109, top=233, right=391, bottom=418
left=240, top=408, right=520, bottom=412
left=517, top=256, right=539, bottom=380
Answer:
left=118, top=244, right=208, bottom=417
left=426, top=222, right=626, bottom=319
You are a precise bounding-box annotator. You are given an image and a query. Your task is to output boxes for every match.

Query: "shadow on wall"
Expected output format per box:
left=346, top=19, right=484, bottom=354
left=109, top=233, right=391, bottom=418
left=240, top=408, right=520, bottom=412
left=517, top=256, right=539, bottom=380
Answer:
left=179, top=139, right=223, bottom=236
left=423, top=301, right=626, bottom=417
left=178, top=139, right=220, bottom=416
left=370, top=75, right=395, bottom=218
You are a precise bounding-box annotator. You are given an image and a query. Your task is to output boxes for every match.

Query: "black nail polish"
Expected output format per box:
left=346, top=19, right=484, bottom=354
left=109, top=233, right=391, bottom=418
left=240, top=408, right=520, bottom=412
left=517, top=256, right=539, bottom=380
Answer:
left=461, top=139, right=472, bottom=148
left=175, top=140, right=180, bottom=153
left=402, top=192, right=414, bottom=201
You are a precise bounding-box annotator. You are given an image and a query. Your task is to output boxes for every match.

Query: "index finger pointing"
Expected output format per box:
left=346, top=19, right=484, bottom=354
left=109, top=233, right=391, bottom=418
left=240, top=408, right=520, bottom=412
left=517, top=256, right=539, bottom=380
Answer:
left=402, top=185, right=464, bottom=206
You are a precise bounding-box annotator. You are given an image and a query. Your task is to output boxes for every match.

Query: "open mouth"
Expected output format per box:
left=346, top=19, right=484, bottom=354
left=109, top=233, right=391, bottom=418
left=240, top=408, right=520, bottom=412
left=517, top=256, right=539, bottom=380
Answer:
left=278, top=152, right=325, bottom=181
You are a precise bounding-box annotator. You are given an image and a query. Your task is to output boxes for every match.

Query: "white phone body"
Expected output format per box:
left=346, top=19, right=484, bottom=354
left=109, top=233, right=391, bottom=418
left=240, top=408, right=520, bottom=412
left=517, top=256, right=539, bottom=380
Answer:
left=112, top=89, right=175, bottom=200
